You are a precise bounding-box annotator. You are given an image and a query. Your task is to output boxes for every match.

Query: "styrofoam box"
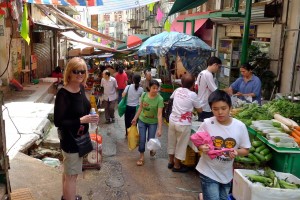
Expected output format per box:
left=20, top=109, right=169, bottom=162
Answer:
left=233, top=169, right=300, bottom=200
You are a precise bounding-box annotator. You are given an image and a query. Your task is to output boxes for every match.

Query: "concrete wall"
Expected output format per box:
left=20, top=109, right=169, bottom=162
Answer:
left=280, top=0, right=300, bottom=93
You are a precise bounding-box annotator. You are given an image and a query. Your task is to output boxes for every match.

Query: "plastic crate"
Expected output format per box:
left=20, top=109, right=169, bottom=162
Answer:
left=269, top=150, right=300, bottom=178
left=247, top=127, right=300, bottom=178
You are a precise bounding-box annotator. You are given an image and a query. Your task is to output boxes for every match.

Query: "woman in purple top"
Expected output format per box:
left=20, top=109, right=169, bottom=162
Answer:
left=225, top=63, right=262, bottom=104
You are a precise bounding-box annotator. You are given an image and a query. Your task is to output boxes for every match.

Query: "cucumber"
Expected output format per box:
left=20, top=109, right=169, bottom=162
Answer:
left=239, top=157, right=254, bottom=164
left=249, top=146, right=256, bottom=153
left=254, top=152, right=266, bottom=162
left=255, top=145, right=267, bottom=153
left=252, top=141, right=263, bottom=147
left=260, top=148, right=270, bottom=156
left=248, top=153, right=260, bottom=164
left=235, top=156, right=241, bottom=162
left=265, top=153, right=273, bottom=161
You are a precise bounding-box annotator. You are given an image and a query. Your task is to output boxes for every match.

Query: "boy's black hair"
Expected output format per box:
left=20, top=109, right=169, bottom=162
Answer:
left=149, top=79, right=160, bottom=88
left=208, top=90, right=232, bottom=108
left=207, top=56, right=222, bottom=66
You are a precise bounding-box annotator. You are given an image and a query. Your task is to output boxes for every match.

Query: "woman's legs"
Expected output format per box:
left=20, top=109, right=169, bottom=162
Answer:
left=138, top=120, right=147, bottom=153
left=63, top=174, right=78, bottom=200
left=62, top=151, right=83, bottom=200
left=124, top=106, right=136, bottom=136
left=147, top=123, right=158, bottom=140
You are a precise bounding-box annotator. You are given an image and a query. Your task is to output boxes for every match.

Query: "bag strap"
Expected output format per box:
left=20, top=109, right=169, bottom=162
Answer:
left=124, top=85, right=130, bottom=98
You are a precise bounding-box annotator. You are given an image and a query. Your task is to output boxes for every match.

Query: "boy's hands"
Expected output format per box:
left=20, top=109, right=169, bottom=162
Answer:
left=228, top=149, right=238, bottom=159
left=198, top=144, right=210, bottom=153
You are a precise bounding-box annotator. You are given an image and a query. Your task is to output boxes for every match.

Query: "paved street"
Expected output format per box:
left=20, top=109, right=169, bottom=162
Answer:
left=7, top=89, right=201, bottom=200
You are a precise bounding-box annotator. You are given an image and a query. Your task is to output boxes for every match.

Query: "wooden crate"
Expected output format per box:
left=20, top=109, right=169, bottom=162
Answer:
left=11, top=188, right=35, bottom=200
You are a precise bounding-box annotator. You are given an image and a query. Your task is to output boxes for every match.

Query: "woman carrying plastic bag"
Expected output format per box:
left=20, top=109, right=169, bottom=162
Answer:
left=127, top=125, right=139, bottom=150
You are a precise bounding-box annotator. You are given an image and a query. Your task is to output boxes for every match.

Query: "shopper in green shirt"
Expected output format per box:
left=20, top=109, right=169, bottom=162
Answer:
left=132, top=80, right=164, bottom=166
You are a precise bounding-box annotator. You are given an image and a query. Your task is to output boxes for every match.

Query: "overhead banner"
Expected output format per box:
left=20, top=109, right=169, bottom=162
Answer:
left=25, top=0, right=159, bottom=10
left=25, top=0, right=103, bottom=6
left=87, top=0, right=160, bottom=14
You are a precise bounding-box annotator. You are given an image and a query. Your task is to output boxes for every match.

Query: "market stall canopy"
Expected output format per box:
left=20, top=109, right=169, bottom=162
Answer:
left=138, top=31, right=214, bottom=56
left=168, top=0, right=208, bottom=16
left=171, top=12, right=211, bottom=35
left=117, top=34, right=149, bottom=51
left=127, top=34, right=149, bottom=48
left=60, top=31, right=116, bottom=52
left=138, top=31, right=215, bottom=75
left=36, top=4, right=123, bottom=43
left=33, top=21, right=75, bottom=31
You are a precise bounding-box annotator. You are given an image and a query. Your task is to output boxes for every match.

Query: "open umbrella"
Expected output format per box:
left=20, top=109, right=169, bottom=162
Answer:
left=127, top=34, right=149, bottom=48
left=138, top=31, right=214, bottom=56
left=138, top=31, right=215, bottom=75
left=117, top=34, right=149, bottom=50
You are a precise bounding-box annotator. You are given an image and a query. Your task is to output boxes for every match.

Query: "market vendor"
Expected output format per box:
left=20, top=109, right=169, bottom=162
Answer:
left=225, top=63, right=262, bottom=105
left=140, top=69, right=152, bottom=92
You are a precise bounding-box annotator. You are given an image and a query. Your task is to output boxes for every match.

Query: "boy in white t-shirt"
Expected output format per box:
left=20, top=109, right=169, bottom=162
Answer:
left=196, top=90, right=251, bottom=200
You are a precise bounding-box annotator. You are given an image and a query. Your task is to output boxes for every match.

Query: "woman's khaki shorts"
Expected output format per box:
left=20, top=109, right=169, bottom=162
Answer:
left=62, top=151, right=83, bottom=175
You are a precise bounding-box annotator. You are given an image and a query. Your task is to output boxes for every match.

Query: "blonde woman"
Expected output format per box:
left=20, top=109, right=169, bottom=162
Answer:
left=54, top=57, right=99, bottom=200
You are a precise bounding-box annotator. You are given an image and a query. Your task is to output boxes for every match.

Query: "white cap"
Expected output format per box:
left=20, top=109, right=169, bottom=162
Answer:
left=90, top=108, right=96, bottom=114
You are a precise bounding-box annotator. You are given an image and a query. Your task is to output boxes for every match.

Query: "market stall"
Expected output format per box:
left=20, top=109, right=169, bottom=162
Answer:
left=231, top=99, right=300, bottom=177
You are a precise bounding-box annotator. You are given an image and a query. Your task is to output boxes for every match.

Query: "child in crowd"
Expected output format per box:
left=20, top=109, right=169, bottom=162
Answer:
left=196, top=90, right=251, bottom=200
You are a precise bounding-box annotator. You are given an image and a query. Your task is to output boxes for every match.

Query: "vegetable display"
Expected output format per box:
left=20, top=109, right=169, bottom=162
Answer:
left=262, top=99, right=300, bottom=124
left=246, top=167, right=300, bottom=189
left=235, top=135, right=272, bottom=165
left=234, top=103, right=272, bottom=126
left=250, top=120, right=299, bottom=148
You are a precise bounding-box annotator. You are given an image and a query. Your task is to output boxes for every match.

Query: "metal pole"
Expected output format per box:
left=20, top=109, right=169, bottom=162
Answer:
left=240, top=0, right=251, bottom=64
left=191, top=20, right=195, bottom=36
left=233, top=0, right=240, bottom=13
left=183, top=22, right=187, bottom=34
left=290, top=19, right=300, bottom=102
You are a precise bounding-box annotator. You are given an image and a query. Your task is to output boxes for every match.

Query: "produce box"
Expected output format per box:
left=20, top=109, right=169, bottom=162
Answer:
left=269, top=150, right=300, bottom=179
left=233, top=169, right=300, bottom=200
left=81, top=47, right=94, bottom=55
left=68, top=48, right=81, bottom=57
left=247, top=127, right=300, bottom=178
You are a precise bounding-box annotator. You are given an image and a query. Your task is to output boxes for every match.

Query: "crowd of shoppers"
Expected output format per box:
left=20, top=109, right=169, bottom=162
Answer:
left=54, top=56, right=260, bottom=200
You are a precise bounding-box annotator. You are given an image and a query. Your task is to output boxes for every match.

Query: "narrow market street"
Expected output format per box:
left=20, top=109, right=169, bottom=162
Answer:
left=7, top=89, right=200, bottom=200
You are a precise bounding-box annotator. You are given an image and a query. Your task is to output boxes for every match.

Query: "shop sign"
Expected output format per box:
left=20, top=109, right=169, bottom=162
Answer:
left=240, top=25, right=256, bottom=37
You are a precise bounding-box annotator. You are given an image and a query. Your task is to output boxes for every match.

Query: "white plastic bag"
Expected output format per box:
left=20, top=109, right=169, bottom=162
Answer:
left=147, top=138, right=161, bottom=151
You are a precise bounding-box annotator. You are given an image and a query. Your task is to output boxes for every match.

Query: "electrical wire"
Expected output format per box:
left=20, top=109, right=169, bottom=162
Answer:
left=2, top=105, right=41, bottom=155
left=0, top=0, right=13, bottom=78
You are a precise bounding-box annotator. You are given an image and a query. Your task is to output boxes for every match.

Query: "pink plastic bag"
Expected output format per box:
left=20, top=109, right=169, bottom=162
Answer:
left=190, top=131, right=234, bottom=159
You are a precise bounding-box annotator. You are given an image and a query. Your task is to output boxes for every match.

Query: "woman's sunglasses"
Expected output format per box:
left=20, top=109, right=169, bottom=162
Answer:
left=72, top=70, right=86, bottom=75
